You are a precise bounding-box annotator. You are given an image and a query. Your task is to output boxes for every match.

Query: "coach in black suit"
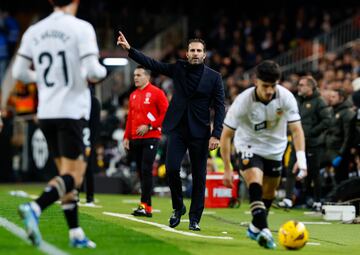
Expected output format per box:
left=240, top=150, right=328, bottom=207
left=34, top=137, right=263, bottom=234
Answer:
left=117, top=32, right=225, bottom=231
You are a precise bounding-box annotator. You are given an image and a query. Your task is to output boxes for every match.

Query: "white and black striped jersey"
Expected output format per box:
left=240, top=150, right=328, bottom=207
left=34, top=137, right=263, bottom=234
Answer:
left=224, top=85, right=301, bottom=161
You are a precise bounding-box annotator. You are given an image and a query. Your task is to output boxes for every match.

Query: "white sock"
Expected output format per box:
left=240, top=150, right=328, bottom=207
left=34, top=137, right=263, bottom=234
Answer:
left=262, top=228, right=273, bottom=236
left=30, top=202, right=41, bottom=217
left=249, top=223, right=260, bottom=233
left=69, top=227, right=85, bottom=240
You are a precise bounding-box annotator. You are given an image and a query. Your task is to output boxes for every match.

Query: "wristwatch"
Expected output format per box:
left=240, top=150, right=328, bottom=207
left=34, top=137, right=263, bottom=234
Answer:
left=148, top=124, right=153, bottom=131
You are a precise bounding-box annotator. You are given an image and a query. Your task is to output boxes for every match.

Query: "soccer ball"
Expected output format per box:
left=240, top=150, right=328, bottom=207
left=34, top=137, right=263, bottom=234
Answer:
left=278, top=220, right=309, bottom=250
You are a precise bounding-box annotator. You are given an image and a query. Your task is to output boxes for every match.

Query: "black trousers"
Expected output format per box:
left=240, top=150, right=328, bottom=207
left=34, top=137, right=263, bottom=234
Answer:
left=304, top=147, right=322, bottom=202
left=165, top=130, right=209, bottom=223
left=84, top=96, right=101, bottom=202
left=130, top=138, right=159, bottom=206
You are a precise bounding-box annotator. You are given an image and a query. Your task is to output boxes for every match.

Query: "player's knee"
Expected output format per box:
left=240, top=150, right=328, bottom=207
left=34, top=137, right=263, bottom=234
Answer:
left=62, top=171, right=84, bottom=188
left=61, top=189, right=79, bottom=203
left=49, top=174, right=75, bottom=198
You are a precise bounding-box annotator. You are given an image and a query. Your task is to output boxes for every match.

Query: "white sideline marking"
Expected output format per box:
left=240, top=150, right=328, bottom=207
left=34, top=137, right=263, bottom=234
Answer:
left=301, top=221, right=332, bottom=225
left=122, top=199, right=139, bottom=204
left=78, top=203, right=103, bottom=208
left=304, top=211, right=322, bottom=216
left=103, top=212, right=233, bottom=240
left=0, top=216, right=69, bottom=255
left=203, top=211, right=216, bottom=215
left=307, top=242, right=321, bottom=246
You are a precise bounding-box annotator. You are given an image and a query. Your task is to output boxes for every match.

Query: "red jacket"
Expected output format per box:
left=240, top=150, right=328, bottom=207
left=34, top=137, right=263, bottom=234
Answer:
left=124, top=83, right=169, bottom=140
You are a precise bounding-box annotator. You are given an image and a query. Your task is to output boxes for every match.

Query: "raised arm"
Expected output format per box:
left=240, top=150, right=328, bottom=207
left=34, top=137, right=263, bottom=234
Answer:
left=117, top=31, right=174, bottom=77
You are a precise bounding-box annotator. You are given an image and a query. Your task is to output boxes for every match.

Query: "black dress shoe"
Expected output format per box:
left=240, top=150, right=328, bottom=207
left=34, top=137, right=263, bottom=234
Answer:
left=189, top=221, right=201, bottom=231
left=169, top=205, right=186, bottom=228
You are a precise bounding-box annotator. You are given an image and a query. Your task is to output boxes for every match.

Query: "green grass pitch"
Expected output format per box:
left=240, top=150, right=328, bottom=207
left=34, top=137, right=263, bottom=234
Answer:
left=1, top=184, right=359, bottom=255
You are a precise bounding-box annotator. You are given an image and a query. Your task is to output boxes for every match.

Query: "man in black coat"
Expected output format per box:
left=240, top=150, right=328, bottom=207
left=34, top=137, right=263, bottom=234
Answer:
left=117, top=32, right=225, bottom=231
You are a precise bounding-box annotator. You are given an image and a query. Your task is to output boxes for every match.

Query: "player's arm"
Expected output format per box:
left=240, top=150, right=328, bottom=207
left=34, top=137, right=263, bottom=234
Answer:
left=78, top=23, right=107, bottom=83
left=288, top=121, right=307, bottom=180
left=12, top=55, right=36, bottom=83
left=220, top=125, right=235, bottom=187
left=81, top=55, right=107, bottom=83
left=12, top=27, right=36, bottom=84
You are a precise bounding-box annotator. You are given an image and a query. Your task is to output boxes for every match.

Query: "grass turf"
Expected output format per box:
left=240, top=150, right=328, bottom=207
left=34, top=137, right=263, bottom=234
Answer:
left=1, top=183, right=359, bottom=255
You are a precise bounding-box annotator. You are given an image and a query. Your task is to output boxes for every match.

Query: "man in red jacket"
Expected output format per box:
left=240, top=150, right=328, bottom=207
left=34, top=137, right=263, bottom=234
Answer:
left=123, top=65, right=169, bottom=217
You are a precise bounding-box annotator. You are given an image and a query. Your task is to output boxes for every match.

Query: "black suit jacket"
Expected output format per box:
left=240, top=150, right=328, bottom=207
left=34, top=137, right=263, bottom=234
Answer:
left=128, top=48, right=225, bottom=139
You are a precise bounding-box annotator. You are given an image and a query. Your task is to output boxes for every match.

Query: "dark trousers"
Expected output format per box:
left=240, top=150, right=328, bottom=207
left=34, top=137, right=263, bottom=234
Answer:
left=84, top=96, right=101, bottom=202
left=130, top=138, right=159, bottom=206
left=305, top=147, right=322, bottom=202
left=165, top=130, right=209, bottom=223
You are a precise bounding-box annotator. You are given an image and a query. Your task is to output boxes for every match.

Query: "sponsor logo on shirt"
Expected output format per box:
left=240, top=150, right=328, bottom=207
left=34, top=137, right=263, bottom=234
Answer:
left=254, top=121, right=267, bottom=131
left=276, top=108, right=284, bottom=116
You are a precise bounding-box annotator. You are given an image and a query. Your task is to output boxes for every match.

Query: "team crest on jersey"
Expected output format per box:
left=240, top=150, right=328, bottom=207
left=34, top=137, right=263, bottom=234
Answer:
left=144, top=92, right=152, bottom=104
left=276, top=108, right=284, bottom=116
left=306, top=103, right=311, bottom=109
left=242, top=159, right=250, bottom=165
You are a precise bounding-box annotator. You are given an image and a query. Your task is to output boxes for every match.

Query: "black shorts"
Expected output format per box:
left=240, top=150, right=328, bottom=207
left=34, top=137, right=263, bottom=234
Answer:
left=237, top=152, right=282, bottom=177
left=39, top=118, right=90, bottom=160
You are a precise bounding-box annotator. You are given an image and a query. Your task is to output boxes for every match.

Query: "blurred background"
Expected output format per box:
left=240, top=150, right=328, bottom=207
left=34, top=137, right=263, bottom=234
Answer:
left=0, top=0, right=359, bottom=207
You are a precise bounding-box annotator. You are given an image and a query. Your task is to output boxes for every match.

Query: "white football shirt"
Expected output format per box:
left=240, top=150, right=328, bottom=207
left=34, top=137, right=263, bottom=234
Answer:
left=224, top=85, right=301, bottom=161
left=17, top=11, right=100, bottom=120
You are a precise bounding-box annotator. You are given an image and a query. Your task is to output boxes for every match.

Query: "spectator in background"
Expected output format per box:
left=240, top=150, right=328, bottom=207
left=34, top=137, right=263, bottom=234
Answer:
left=2, top=8, right=19, bottom=58
left=0, top=10, right=8, bottom=86
left=123, top=65, right=168, bottom=217
left=324, top=89, right=355, bottom=184
left=117, top=32, right=225, bottom=231
left=279, top=76, right=331, bottom=210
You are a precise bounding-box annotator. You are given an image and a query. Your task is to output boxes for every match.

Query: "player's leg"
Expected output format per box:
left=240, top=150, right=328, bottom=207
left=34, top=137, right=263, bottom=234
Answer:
left=262, top=176, right=281, bottom=211
left=57, top=119, right=95, bottom=248
left=18, top=119, right=70, bottom=246
left=262, top=159, right=282, bottom=211
left=239, top=154, right=276, bottom=249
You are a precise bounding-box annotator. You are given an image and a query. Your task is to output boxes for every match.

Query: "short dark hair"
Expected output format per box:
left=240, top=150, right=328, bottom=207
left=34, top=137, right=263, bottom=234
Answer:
left=300, top=75, right=318, bottom=90
left=334, top=88, right=347, bottom=99
left=255, top=60, right=281, bottom=83
left=187, top=38, right=206, bottom=52
left=135, top=65, right=150, bottom=76
left=49, top=0, right=73, bottom=7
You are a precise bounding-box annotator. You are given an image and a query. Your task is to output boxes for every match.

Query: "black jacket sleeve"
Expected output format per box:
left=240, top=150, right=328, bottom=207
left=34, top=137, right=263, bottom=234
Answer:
left=128, top=48, right=175, bottom=77
left=309, top=98, right=332, bottom=137
left=211, top=74, right=225, bottom=139
left=339, top=109, right=356, bottom=155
